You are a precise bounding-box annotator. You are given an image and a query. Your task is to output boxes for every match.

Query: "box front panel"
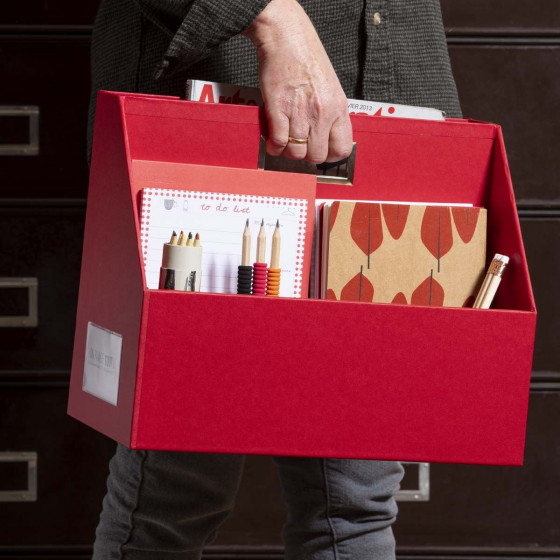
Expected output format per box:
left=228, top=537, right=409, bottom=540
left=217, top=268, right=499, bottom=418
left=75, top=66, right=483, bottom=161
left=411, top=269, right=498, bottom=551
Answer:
left=132, top=291, right=534, bottom=464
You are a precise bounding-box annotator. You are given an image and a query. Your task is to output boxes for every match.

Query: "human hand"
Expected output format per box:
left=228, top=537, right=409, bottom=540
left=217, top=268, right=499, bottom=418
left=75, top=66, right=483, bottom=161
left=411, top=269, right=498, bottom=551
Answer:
left=243, top=0, right=353, bottom=163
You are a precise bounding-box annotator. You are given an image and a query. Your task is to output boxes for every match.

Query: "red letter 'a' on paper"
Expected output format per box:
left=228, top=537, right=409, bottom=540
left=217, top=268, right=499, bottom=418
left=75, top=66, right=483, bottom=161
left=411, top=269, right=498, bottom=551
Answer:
left=350, top=203, right=383, bottom=257
left=199, top=83, right=215, bottom=103
left=329, top=201, right=340, bottom=234
left=411, top=275, right=445, bottom=306
left=420, top=206, right=453, bottom=260
left=326, top=289, right=338, bottom=301
left=382, top=204, right=410, bottom=240
left=452, top=207, right=481, bottom=244
left=391, top=292, right=408, bottom=305
left=340, top=272, right=374, bottom=302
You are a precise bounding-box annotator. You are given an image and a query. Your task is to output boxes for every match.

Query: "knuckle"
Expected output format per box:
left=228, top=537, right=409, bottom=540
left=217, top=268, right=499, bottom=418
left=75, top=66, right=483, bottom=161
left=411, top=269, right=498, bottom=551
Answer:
left=340, top=143, right=354, bottom=158
left=328, top=143, right=353, bottom=161
left=307, top=152, right=328, bottom=164
left=284, top=149, right=307, bottom=161
left=269, top=135, right=288, bottom=149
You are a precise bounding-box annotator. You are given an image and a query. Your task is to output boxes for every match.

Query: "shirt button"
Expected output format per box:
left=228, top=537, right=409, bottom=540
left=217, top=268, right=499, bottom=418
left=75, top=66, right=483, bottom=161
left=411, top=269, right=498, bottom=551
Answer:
left=373, top=12, right=382, bottom=26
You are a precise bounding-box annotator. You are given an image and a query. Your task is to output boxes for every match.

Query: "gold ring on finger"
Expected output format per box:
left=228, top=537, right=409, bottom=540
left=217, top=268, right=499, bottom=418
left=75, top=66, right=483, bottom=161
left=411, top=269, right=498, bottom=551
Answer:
left=288, top=136, right=309, bottom=144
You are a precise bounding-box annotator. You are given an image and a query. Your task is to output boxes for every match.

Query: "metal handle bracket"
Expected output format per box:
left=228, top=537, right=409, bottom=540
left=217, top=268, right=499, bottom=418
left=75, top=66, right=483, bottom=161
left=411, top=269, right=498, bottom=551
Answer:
left=396, top=462, right=430, bottom=502
left=0, top=277, right=39, bottom=327
left=258, top=136, right=356, bottom=185
left=0, top=451, right=38, bottom=502
left=0, top=105, right=40, bottom=156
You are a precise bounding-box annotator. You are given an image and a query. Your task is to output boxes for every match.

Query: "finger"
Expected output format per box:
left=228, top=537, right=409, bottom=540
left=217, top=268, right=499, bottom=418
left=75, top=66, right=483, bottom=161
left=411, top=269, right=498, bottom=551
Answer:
left=326, top=114, right=353, bottom=162
left=305, top=121, right=330, bottom=164
left=282, top=123, right=311, bottom=161
left=266, top=109, right=290, bottom=156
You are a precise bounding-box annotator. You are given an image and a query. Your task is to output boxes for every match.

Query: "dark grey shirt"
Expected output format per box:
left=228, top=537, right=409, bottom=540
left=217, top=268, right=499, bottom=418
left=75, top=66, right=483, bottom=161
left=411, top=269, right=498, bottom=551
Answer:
left=89, top=0, right=461, bottom=152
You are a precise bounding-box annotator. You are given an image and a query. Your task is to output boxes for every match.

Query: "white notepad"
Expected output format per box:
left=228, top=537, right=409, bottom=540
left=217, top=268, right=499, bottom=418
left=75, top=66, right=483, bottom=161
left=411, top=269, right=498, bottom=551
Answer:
left=140, top=188, right=309, bottom=297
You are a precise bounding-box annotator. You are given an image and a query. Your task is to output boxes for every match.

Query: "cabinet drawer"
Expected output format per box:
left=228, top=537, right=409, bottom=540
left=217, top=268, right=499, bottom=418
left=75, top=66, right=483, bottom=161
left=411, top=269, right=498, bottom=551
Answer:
left=520, top=218, right=560, bottom=374
left=0, top=207, right=85, bottom=372
left=0, top=387, right=115, bottom=547
left=0, top=38, right=91, bottom=199
left=0, top=1, right=99, bottom=28
left=449, top=45, right=560, bottom=206
left=442, top=0, right=560, bottom=35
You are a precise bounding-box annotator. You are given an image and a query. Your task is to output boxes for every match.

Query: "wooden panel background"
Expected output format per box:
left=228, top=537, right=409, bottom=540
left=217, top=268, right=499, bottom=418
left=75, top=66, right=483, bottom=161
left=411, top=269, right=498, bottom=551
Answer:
left=449, top=45, right=560, bottom=205
left=0, top=38, right=91, bottom=200
left=0, top=1, right=99, bottom=28
left=441, top=0, right=560, bottom=35
left=0, top=1, right=558, bottom=558
left=0, top=208, right=85, bottom=372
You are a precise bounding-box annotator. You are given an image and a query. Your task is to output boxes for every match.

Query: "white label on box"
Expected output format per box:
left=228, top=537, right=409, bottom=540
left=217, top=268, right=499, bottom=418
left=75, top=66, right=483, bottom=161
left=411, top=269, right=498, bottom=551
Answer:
left=82, top=322, right=122, bottom=406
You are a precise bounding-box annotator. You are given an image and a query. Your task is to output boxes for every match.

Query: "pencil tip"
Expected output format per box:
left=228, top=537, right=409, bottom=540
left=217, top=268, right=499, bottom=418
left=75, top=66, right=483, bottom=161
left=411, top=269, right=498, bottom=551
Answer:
left=261, top=218, right=264, bottom=226
left=195, top=233, right=200, bottom=240
left=187, top=231, right=193, bottom=238
left=246, top=218, right=249, bottom=227
left=172, top=230, right=177, bottom=236
left=276, top=219, right=279, bottom=228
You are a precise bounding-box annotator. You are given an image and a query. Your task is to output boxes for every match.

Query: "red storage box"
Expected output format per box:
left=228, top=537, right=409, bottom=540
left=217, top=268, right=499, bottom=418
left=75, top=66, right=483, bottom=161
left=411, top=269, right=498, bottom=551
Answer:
left=68, top=91, right=536, bottom=465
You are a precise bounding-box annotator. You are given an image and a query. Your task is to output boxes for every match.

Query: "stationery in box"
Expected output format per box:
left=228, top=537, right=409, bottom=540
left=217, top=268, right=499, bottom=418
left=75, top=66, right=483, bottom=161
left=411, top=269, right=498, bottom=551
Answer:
left=68, top=91, right=536, bottom=465
left=322, top=201, right=487, bottom=306
left=136, top=165, right=316, bottom=298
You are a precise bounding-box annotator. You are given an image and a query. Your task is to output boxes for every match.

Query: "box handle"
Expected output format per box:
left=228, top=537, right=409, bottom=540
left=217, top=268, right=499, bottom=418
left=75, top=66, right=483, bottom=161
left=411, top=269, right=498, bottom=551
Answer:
left=0, top=451, right=38, bottom=502
left=0, top=105, right=40, bottom=156
left=396, top=462, right=430, bottom=502
left=0, top=277, right=39, bottom=327
left=258, top=136, right=356, bottom=185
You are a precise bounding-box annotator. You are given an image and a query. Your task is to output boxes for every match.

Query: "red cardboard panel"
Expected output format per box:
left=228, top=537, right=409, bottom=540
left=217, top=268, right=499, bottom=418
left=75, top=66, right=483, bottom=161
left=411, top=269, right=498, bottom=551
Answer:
left=68, top=93, right=144, bottom=445
left=319, top=116, right=496, bottom=205
left=487, top=128, right=535, bottom=312
left=120, top=92, right=498, bottom=209
left=132, top=291, right=535, bottom=465
left=123, top=96, right=263, bottom=171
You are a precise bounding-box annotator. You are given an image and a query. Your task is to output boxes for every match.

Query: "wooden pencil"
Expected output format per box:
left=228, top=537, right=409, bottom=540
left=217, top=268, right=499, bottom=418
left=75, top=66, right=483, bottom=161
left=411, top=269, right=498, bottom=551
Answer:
left=270, top=219, right=281, bottom=268
left=256, top=218, right=266, bottom=263
left=242, top=219, right=251, bottom=266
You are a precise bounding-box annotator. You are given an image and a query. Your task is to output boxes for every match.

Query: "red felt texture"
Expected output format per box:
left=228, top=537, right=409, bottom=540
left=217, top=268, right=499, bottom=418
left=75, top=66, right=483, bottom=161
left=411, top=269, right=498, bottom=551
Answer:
left=68, top=91, right=537, bottom=464
left=68, top=93, right=144, bottom=445
left=124, top=96, right=263, bottom=171
left=317, top=116, right=496, bottom=204
left=487, top=128, right=536, bottom=312
left=133, top=291, right=534, bottom=464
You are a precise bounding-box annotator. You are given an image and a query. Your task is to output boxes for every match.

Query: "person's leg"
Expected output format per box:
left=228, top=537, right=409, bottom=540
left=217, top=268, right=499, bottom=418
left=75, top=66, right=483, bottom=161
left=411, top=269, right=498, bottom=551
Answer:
left=93, top=444, right=245, bottom=560
left=273, top=457, right=404, bottom=560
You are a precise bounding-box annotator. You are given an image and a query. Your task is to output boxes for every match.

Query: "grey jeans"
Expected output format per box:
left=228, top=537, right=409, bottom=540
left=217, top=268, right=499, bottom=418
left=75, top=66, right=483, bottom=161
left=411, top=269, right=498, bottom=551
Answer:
left=92, top=444, right=404, bottom=559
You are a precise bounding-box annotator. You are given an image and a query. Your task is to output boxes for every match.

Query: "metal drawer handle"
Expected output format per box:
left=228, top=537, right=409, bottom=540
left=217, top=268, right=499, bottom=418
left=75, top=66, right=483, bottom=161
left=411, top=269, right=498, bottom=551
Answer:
left=0, top=451, right=38, bottom=502
left=259, top=136, right=357, bottom=185
left=0, top=105, right=40, bottom=156
left=0, top=277, right=39, bottom=327
left=396, top=462, right=430, bottom=502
